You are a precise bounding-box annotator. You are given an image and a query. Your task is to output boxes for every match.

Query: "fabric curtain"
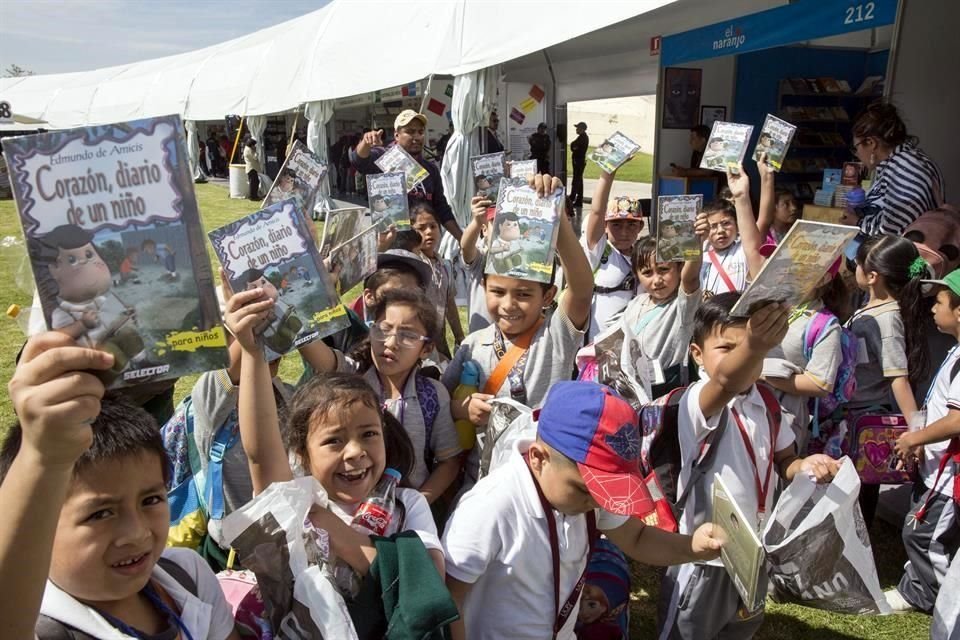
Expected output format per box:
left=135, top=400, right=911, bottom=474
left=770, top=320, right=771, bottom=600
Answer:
left=185, top=120, right=205, bottom=182
left=440, top=66, right=499, bottom=228
left=246, top=114, right=268, bottom=170
left=305, top=100, right=335, bottom=212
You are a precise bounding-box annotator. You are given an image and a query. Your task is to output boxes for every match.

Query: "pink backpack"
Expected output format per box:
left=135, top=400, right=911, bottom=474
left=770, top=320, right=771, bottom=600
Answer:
left=848, top=412, right=912, bottom=485
left=217, top=570, right=272, bottom=639
left=802, top=309, right=858, bottom=423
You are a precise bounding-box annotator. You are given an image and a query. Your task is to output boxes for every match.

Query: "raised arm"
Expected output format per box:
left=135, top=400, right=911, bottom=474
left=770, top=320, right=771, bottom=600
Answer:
left=604, top=518, right=721, bottom=566
left=584, top=170, right=616, bottom=251
left=726, top=165, right=765, bottom=280
left=681, top=212, right=709, bottom=294
left=461, top=195, right=490, bottom=265
left=755, top=153, right=776, bottom=241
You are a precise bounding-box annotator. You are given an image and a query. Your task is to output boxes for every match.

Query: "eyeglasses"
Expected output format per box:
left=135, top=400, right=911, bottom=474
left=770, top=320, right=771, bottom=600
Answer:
left=849, top=138, right=869, bottom=156
left=708, top=220, right=735, bottom=231
left=369, top=322, right=431, bottom=349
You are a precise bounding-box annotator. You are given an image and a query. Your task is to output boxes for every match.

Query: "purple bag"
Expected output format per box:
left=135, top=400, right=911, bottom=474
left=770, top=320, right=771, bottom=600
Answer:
left=849, top=412, right=912, bottom=485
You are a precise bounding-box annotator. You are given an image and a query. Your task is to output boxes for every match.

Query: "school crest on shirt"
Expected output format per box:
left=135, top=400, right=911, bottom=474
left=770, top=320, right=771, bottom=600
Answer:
left=605, top=423, right=640, bottom=461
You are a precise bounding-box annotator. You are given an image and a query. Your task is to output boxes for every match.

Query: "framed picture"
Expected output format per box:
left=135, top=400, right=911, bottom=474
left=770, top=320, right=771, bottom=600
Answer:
left=662, top=67, right=702, bottom=129
left=700, top=105, right=726, bottom=128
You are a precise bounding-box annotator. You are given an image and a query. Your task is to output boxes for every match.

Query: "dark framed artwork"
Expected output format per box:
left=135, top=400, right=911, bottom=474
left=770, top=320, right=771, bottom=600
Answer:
left=662, top=67, right=702, bottom=129
left=700, top=105, right=727, bottom=128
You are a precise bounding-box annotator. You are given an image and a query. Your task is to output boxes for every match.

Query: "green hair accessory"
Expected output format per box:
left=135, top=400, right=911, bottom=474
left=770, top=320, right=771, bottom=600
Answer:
left=908, top=256, right=928, bottom=279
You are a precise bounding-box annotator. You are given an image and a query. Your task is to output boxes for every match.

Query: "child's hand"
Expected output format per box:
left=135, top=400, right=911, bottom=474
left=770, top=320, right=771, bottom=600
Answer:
left=745, top=302, right=790, bottom=353
left=690, top=522, right=723, bottom=561
left=378, top=224, right=396, bottom=252
left=531, top=172, right=564, bottom=197
left=224, top=288, right=274, bottom=353
left=466, top=393, right=494, bottom=426
left=894, top=432, right=922, bottom=461
left=725, top=164, right=750, bottom=200
left=693, top=211, right=710, bottom=240
left=756, top=152, right=775, bottom=180
left=471, top=195, right=492, bottom=222
left=799, top=454, right=840, bottom=483
left=8, top=332, right=114, bottom=469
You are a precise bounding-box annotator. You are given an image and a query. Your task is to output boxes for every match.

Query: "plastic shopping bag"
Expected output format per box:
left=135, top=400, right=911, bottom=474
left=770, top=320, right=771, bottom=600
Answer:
left=478, top=398, right=535, bottom=479
left=763, top=457, right=891, bottom=615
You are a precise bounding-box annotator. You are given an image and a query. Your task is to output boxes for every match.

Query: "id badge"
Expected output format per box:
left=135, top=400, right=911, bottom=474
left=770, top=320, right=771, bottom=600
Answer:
left=648, top=359, right=666, bottom=385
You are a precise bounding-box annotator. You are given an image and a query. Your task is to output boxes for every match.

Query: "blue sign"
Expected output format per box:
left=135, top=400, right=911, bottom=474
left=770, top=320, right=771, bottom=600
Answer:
left=661, top=0, right=898, bottom=66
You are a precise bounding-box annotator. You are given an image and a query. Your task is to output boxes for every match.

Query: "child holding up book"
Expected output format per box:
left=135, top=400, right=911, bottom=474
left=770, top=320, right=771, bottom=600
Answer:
left=699, top=167, right=766, bottom=296
left=658, top=293, right=839, bottom=640
left=412, top=202, right=465, bottom=358
left=442, top=173, right=594, bottom=487
left=460, top=195, right=495, bottom=333
left=755, top=152, right=801, bottom=248
left=0, top=333, right=239, bottom=639
left=618, top=212, right=708, bottom=399
left=888, top=269, right=960, bottom=614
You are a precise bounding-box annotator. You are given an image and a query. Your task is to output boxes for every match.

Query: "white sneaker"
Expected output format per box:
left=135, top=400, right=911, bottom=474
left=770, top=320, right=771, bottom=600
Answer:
left=884, top=588, right=915, bottom=613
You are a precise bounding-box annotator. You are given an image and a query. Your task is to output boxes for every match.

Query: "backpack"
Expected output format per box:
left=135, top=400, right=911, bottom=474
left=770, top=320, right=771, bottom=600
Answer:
left=35, top=557, right=197, bottom=639
left=638, top=384, right=782, bottom=532
left=801, top=309, right=858, bottom=431
left=161, top=395, right=240, bottom=550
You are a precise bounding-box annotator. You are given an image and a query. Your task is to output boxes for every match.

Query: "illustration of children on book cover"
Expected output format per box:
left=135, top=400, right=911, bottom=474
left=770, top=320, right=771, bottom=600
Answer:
left=3, top=114, right=228, bottom=388
left=261, top=140, right=328, bottom=216
left=330, top=225, right=378, bottom=292
left=366, top=172, right=410, bottom=230
left=752, top=114, right=796, bottom=171
left=471, top=152, right=506, bottom=200
left=731, top=220, right=858, bottom=316
left=209, top=200, right=348, bottom=361
left=319, top=206, right=365, bottom=257
left=373, top=145, right=427, bottom=192
left=700, top=121, right=754, bottom=173
left=485, top=177, right=562, bottom=283
left=656, top=194, right=703, bottom=262
left=590, top=131, right=641, bottom=174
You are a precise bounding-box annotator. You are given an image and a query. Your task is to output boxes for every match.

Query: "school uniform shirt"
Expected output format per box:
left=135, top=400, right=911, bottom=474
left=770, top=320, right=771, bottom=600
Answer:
left=860, top=143, right=945, bottom=237
left=422, top=252, right=454, bottom=352
left=677, top=381, right=795, bottom=567
left=921, top=344, right=960, bottom=497
left=461, top=247, right=492, bottom=333
left=581, top=233, right=639, bottom=341
left=846, top=301, right=907, bottom=409
left=620, top=287, right=702, bottom=379
left=331, top=488, right=442, bottom=552
left=442, top=440, right=629, bottom=640
left=38, top=547, right=235, bottom=639
left=699, top=239, right=749, bottom=296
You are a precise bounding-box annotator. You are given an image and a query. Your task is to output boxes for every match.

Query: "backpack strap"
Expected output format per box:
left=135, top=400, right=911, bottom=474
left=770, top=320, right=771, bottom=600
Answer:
left=756, top=383, right=783, bottom=438
left=801, top=309, right=835, bottom=361
left=156, top=555, right=199, bottom=596
left=204, top=411, right=241, bottom=520
left=414, top=373, right=440, bottom=468
left=674, top=406, right=730, bottom=514
left=707, top=250, right=738, bottom=293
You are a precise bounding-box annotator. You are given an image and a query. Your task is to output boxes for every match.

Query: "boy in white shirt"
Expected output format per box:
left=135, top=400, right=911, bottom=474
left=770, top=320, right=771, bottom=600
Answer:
left=889, top=269, right=960, bottom=613
left=699, top=168, right=765, bottom=296
left=443, top=381, right=723, bottom=640
left=658, top=292, right=839, bottom=640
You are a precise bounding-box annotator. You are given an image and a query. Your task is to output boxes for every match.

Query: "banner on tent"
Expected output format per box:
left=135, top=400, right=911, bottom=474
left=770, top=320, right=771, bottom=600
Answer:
left=661, top=0, right=898, bottom=66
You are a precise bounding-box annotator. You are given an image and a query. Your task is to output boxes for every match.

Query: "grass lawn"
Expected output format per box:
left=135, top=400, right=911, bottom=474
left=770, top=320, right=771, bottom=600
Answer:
left=0, top=183, right=933, bottom=638
left=567, top=145, right=654, bottom=183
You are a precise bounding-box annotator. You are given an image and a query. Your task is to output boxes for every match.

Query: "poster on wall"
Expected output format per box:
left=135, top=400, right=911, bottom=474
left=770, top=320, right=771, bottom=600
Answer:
left=662, top=67, right=702, bottom=129
left=505, top=82, right=546, bottom=161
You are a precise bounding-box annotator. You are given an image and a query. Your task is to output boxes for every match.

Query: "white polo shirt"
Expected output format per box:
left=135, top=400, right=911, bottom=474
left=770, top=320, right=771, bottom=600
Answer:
left=581, top=234, right=639, bottom=341
left=699, top=239, right=749, bottom=295
left=922, top=344, right=960, bottom=497
left=38, top=547, right=235, bottom=639
left=442, top=440, right=628, bottom=640
left=677, top=381, right=795, bottom=567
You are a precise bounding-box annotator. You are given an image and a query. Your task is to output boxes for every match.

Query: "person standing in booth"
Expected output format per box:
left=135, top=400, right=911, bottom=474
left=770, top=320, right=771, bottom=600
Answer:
left=570, top=122, right=589, bottom=208
left=243, top=138, right=261, bottom=201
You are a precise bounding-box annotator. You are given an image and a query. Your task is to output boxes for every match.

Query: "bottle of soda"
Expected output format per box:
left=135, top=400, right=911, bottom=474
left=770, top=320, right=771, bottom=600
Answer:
left=351, top=467, right=401, bottom=536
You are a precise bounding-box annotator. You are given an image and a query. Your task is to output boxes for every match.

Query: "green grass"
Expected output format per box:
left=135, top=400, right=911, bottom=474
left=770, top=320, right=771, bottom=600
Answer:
left=567, top=145, right=654, bottom=183
left=0, top=184, right=933, bottom=638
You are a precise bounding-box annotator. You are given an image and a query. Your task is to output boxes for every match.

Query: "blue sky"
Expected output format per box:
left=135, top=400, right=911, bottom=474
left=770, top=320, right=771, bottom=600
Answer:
left=0, top=0, right=330, bottom=75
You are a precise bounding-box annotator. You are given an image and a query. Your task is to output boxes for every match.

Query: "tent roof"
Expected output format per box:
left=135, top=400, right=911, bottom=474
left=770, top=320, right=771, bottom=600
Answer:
left=0, top=0, right=679, bottom=127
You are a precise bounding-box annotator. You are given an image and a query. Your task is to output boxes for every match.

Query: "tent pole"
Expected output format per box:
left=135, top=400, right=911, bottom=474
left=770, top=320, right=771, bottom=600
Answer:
left=230, top=116, right=245, bottom=164
left=418, top=74, right=434, bottom=114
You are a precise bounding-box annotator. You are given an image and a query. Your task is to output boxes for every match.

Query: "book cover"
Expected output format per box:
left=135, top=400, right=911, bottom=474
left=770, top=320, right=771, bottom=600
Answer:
left=261, top=140, right=328, bottom=218
left=700, top=122, right=754, bottom=174
left=819, top=77, right=841, bottom=93
left=831, top=106, right=850, bottom=121
left=319, top=206, right=366, bottom=258
left=2, top=114, right=229, bottom=388
left=471, top=152, right=506, bottom=199
left=373, top=145, right=427, bottom=192
left=822, top=169, right=842, bottom=193
left=589, top=131, right=641, bottom=175
left=788, top=78, right=809, bottom=94
left=656, top=195, right=702, bottom=262
left=752, top=114, right=796, bottom=171
left=730, top=220, right=859, bottom=317
left=712, top=474, right=767, bottom=613
left=208, top=200, right=348, bottom=361
left=507, top=159, right=538, bottom=179
left=837, top=79, right=852, bottom=93
left=805, top=79, right=822, bottom=93
left=366, top=172, right=410, bottom=231
left=842, top=162, right=863, bottom=186
left=329, top=225, right=378, bottom=293
left=485, top=177, right=563, bottom=283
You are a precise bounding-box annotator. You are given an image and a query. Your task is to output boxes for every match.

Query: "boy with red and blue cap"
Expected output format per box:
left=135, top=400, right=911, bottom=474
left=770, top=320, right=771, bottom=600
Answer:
left=442, top=381, right=722, bottom=640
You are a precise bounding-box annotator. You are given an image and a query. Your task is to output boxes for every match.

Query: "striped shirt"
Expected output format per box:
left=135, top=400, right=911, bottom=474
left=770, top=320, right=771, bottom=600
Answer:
left=860, top=143, right=944, bottom=236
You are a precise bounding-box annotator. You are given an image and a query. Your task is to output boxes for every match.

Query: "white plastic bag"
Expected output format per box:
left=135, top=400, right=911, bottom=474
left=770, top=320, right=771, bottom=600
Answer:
left=478, top=398, right=535, bottom=478
left=762, top=457, right=891, bottom=615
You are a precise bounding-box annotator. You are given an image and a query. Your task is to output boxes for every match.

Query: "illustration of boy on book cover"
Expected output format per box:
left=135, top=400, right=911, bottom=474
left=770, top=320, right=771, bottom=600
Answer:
left=330, top=225, right=378, bottom=292
left=209, top=199, right=348, bottom=360
left=319, top=206, right=365, bottom=258
left=3, top=114, right=228, bottom=388
left=752, top=114, right=796, bottom=171
left=700, top=122, right=754, bottom=173
left=485, top=177, right=563, bottom=283
left=471, top=152, right=506, bottom=199
left=374, top=145, right=427, bottom=192
left=262, top=140, right=328, bottom=216
left=590, top=131, right=641, bottom=174
left=366, top=172, right=410, bottom=230
left=656, top=194, right=703, bottom=262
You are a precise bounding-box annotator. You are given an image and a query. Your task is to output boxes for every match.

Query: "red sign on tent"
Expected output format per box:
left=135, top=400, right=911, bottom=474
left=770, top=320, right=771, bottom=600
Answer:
left=426, top=98, right=446, bottom=116
left=528, top=84, right=545, bottom=103
left=650, top=36, right=662, bottom=56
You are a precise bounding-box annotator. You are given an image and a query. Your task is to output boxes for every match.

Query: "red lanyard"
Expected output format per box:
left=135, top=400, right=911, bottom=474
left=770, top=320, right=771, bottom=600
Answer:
left=730, top=407, right=779, bottom=521
left=524, top=455, right=597, bottom=638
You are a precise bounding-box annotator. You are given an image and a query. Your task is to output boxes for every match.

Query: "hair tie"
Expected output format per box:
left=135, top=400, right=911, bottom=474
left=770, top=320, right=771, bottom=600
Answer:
left=908, top=256, right=928, bottom=279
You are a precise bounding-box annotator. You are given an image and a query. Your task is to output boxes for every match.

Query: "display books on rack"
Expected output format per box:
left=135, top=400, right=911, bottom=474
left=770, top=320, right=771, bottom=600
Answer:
left=319, top=206, right=366, bottom=258
left=730, top=220, right=859, bottom=317
left=485, top=177, right=563, bottom=284
left=373, top=144, right=427, bottom=192
left=208, top=199, right=348, bottom=361
left=753, top=114, right=796, bottom=171
left=2, top=114, right=229, bottom=388
left=822, top=169, right=842, bottom=193
left=787, top=78, right=810, bottom=94
left=328, top=225, right=378, bottom=293
left=856, top=76, right=884, bottom=96
left=712, top=474, right=767, bottom=613
left=507, top=159, right=538, bottom=179
left=818, top=77, right=842, bottom=93
left=831, top=106, right=850, bottom=121
left=700, top=122, right=753, bottom=174
left=590, top=131, right=641, bottom=174
left=656, top=195, right=702, bottom=262
left=832, top=185, right=857, bottom=209
left=366, top=172, right=410, bottom=231
left=837, top=79, right=852, bottom=93
left=842, top=162, right=863, bottom=186
left=261, top=140, right=328, bottom=217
